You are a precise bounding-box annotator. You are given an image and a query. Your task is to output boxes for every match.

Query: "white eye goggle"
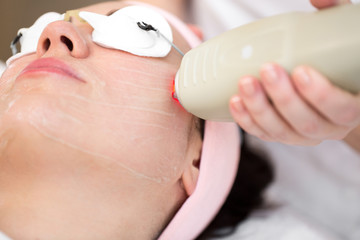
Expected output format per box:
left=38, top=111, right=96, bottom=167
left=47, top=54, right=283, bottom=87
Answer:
left=8, top=6, right=184, bottom=66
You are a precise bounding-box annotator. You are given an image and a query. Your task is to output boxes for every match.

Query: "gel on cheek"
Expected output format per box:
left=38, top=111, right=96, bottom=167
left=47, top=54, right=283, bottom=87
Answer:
left=104, top=71, right=192, bottom=180
left=0, top=71, right=16, bottom=98
left=25, top=109, right=168, bottom=183
left=0, top=81, right=18, bottom=129
left=99, top=74, right=177, bottom=118
left=1, top=63, right=183, bottom=184
left=17, top=95, right=180, bottom=184
left=0, top=128, right=11, bottom=158
left=1, top=91, right=185, bottom=184
left=61, top=91, right=176, bottom=121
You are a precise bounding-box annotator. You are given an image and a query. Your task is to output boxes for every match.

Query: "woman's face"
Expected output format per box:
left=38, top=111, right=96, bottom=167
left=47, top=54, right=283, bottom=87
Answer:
left=0, top=1, right=202, bottom=239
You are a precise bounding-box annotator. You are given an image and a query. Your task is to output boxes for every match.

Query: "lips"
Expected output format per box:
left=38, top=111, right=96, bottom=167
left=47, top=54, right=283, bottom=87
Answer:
left=18, top=58, right=84, bottom=82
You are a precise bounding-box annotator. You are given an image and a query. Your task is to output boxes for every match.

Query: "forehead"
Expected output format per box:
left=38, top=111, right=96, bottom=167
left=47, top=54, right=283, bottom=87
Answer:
left=77, top=1, right=131, bottom=15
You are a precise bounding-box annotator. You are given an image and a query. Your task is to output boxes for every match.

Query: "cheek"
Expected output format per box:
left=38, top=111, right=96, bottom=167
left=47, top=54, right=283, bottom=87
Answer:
left=83, top=63, right=192, bottom=183
left=1, top=56, right=191, bottom=184
left=2, top=89, right=190, bottom=184
left=0, top=57, right=34, bottom=100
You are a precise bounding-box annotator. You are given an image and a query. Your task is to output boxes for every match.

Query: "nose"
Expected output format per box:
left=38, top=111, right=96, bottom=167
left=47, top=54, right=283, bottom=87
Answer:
left=37, top=20, right=90, bottom=59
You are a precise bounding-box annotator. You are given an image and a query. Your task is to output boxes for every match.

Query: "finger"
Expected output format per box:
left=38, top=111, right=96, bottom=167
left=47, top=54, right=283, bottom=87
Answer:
left=310, top=0, right=350, bottom=9
left=292, top=66, right=360, bottom=127
left=229, top=95, right=270, bottom=141
left=260, top=63, right=341, bottom=139
left=238, top=76, right=304, bottom=143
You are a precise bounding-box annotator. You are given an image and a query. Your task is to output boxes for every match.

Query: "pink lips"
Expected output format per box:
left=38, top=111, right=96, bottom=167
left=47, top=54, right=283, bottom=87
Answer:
left=18, top=58, right=84, bottom=82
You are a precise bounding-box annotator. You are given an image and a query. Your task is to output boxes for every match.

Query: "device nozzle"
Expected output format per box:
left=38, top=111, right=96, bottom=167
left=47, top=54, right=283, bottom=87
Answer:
left=172, top=74, right=178, bottom=101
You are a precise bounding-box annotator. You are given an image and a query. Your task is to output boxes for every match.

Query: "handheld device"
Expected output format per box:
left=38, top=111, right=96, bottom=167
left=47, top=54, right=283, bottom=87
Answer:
left=174, top=3, right=360, bottom=121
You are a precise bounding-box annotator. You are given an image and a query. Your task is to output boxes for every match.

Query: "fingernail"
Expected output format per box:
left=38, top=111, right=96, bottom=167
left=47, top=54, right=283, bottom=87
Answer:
left=230, top=96, right=244, bottom=113
left=240, top=77, right=257, bottom=96
left=262, top=64, right=279, bottom=84
left=295, top=67, right=311, bottom=86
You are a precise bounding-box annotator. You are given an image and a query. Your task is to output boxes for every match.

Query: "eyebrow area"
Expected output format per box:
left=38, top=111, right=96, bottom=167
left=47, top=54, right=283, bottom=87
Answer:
left=106, top=9, right=120, bottom=16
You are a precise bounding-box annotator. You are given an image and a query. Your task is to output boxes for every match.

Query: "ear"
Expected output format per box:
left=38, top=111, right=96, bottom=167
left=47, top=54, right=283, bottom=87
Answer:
left=187, top=24, right=204, bottom=41
left=181, top=133, right=202, bottom=196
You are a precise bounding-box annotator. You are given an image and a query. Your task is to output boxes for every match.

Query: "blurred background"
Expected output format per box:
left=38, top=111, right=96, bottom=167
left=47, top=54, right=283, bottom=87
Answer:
left=0, top=0, right=101, bottom=61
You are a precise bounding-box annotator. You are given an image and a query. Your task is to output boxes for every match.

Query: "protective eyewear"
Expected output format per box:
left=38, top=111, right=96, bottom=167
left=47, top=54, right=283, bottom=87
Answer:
left=8, top=6, right=184, bottom=65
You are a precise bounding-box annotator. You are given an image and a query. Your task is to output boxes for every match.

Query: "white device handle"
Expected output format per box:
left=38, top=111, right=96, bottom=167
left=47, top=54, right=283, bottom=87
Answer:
left=176, top=4, right=360, bottom=121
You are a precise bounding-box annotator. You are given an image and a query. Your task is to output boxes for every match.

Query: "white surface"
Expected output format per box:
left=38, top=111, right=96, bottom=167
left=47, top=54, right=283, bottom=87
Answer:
left=191, top=0, right=316, bottom=39
left=210, top=207, right=339, bottom=240
left=248, top=136, right=360, bottom=240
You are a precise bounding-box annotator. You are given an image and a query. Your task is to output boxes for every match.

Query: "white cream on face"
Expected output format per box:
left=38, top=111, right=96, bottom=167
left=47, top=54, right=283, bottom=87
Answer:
left=0, top=51, right=189, bottom=185
left=0, top=3, right=197, bottom=239
left=1, top=4, right=190, bottom=185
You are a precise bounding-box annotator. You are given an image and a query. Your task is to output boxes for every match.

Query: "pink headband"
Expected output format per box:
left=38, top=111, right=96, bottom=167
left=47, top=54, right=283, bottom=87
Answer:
left=125, top=2, right=241, bottom=239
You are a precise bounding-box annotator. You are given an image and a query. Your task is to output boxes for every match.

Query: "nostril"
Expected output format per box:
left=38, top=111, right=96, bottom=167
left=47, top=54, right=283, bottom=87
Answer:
left=60, top=36, right=74, bottom=51
left=43, top=38, right=51, bottom=51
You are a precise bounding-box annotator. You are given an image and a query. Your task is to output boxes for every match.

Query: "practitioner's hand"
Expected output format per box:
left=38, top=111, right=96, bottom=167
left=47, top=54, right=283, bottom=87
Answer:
left=229, top=64, right=360, bottom=146
left=309, top=0, right=360, bottom=151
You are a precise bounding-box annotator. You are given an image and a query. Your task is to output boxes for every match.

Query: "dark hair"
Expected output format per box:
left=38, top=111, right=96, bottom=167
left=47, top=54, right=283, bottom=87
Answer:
left=197, top=131, right=274, bottom=239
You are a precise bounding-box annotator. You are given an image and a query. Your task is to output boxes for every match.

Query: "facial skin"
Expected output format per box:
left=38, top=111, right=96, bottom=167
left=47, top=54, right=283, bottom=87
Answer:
left=0, top=1, right=202, bottom=239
